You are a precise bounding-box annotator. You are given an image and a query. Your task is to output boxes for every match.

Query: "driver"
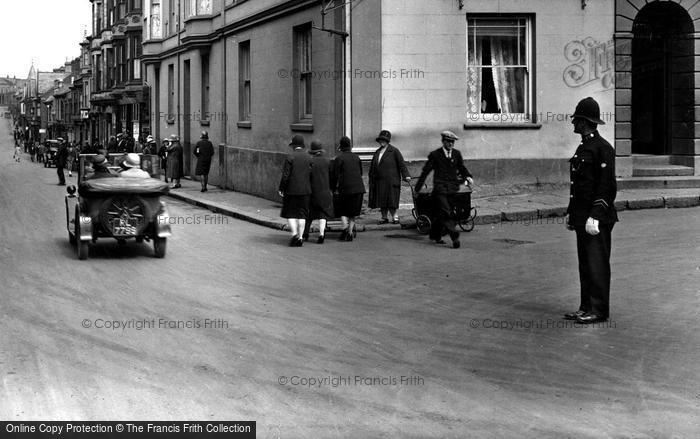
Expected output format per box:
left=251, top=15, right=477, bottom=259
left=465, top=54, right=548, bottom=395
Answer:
left=85, top=155, right=117, bottom=179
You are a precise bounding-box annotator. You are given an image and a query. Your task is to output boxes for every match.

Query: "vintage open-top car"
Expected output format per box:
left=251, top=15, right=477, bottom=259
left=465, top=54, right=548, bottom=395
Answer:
left=43, top=139, right=60, bottom=168
left=65, top=154, right=172, bottom=260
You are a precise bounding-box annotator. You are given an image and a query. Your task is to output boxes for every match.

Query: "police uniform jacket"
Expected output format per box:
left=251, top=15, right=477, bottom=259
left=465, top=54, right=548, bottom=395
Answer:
left=415, top=147, right=471, bottom=194
left=567, top=131, right=618, bottom=226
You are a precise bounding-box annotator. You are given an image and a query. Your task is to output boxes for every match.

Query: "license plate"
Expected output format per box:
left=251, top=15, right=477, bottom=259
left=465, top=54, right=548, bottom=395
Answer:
left=111, top=218, right=139, bottom=236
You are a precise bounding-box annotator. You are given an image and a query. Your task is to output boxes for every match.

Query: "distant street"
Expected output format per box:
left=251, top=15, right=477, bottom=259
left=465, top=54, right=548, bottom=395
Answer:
left=1, top=109, right=699, bottom=437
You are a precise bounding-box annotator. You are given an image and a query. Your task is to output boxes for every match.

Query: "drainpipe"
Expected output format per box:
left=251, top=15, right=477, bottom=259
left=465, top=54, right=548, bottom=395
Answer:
left=344, top=1, right=352, bottom=139
left=176, top=0, right=181, bottom=140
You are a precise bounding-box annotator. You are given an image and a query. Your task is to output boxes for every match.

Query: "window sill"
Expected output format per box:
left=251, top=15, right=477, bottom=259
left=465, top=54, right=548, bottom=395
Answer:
left=290, top=122, right=314, bottom=132
left=200, top=119, right=210, bottom=126
left=225, top=0, right=249, bottom=11
left=166, top=118, right=175, bottom=125
left=184, top=12, right=221, bottom=23
left=237, top=121, right=251, bottom=129
left=463, top=122, right=542, bottom=130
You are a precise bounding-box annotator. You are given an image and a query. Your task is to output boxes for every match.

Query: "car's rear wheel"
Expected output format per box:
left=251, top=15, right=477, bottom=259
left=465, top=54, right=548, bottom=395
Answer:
left=153, top=237, right=166, bottom=258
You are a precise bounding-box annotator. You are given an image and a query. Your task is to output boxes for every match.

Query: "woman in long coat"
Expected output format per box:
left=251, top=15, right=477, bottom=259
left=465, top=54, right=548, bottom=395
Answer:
left=194, top=130, right=215, bottom=192
left=166, top=134, right=183, bottom=188
left=278, top=135, right=313, bottom=247
left=331, top=136, right=365, bottom=241
left=368, top=130, right=410, bottom=224
left=302, top=140, right=333, bottom=244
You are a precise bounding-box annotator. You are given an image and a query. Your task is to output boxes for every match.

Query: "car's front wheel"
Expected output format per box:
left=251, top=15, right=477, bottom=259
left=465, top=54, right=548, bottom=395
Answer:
left=153, top=237, right=166, bottom=258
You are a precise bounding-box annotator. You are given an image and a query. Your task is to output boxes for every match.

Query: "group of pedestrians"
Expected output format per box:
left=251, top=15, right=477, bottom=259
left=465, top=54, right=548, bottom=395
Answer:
left=279, top=134, right=366, bottom=246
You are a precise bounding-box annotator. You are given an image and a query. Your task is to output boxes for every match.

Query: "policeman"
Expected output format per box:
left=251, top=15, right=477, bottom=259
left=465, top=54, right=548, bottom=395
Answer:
left=564, top=97, right=618, bottom=324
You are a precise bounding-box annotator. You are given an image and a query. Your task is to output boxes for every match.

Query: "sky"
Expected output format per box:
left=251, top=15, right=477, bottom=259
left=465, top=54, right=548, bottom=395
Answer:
left=0, top=1, right=92, bottom=78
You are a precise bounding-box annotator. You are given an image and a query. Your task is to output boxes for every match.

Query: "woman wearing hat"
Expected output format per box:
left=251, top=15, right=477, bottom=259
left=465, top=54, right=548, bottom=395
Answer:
left=118, top=153, right=150, bottom=178
left=158, top=138, right=169, bottom=183
left=194, top=131, right=215, bottom=192
left=302, top=140, right=333, bottom=244
left=278, top=135, right=313, bottom=247
left=166, top=134, right=183, bottom=188
left=331, top=136, right=365, bottom=241
left=368, top=130, right=411, bottom=224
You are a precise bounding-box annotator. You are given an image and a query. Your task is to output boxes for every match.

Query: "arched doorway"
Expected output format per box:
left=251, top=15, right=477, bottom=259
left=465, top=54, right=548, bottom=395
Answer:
left=632, top=2, right=694, bottom=155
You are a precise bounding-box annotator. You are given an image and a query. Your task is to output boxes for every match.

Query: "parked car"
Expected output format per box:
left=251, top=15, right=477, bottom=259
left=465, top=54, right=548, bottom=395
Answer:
left=65, top=154, right=172, bottom=260
left=43, top=140, right=60, bottom=168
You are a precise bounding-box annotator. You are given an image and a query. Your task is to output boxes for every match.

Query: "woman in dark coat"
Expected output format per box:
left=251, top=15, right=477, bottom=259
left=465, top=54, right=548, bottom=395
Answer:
left=368, top=130, right=411, bottom=224
left=302, top=140, right=333, bottom=244
left=194, top=130, right=215, bottom=192
left=278, top=135, right=313, bottom=247
left=166, top=134, right=183, bottom=188
left=158, top=138, right=169, bottom=183
left=331, top=136, right=365, bottom=241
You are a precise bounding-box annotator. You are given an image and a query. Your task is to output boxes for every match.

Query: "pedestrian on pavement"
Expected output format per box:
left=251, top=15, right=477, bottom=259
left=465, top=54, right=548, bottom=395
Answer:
left=143, top=135, right=156, bottom=155
left=107, top=135, right=118, bottom=154
left=414, top=131, right=473, bottom=249
left=13, top=143, right=22, bottom=162
left=158, top=138, right=169, bottom=183
left=36, top=142, right=45, bottom=164
left=331, top=136, right=365, bottom=242
left=302, top=140, right=333, bottom=244
left=368, top=130, right=411, bottom=224
left=55, top=138, right=69, bottom=185
left=118, top=153, right=151, bottom=178
left=66, top=142, right=77, bottom=177
left=194, top=130, right=215, bottom=192
left=278, top=134, right=313, bottom=247
left=166, top=134, right=183, bottom=188
left=564, top=97, right=618, bottom=325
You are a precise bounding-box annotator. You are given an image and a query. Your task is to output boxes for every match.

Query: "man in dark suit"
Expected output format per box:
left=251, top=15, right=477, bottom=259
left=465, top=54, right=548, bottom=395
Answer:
left=415, top=131, right=473, bottom=248
left=564, top=97, right=618, bottom=324
left=55, top=138, right=69, bottom=185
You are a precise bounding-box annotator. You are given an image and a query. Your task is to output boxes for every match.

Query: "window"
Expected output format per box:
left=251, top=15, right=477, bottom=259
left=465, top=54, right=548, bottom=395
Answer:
left=129, top=34, right=142, bottom=80
left=466, top=16, right=531, bottom=120
left=167, top=64, right=174, bottom=121
left=149, top=0, right=162, bottom=39
left=117, top=42, right=127, bottom=84
left=238, top=41, right=250, bottom=122
left=107, top=48, right=115, bottom=88
left=294, top=24, right=312, bottom=121
left=185, top=0, right=212, bottom=18
left=201, top=53, right=210, bottom=118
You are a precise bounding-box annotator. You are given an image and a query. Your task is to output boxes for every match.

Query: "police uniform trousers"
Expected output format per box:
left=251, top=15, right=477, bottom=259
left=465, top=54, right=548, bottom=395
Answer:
left=429, top=192, right=458, bottom=241
left=575, top=223, right=613, bottom=318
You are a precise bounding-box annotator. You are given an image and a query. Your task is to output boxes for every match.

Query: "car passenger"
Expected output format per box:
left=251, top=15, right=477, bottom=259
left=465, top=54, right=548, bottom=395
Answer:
left=118, top=153, right=151, bottom=178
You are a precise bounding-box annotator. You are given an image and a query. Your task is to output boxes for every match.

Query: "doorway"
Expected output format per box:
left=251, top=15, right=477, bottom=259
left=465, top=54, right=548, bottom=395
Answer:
left=632, top=2, right=694, bottom=155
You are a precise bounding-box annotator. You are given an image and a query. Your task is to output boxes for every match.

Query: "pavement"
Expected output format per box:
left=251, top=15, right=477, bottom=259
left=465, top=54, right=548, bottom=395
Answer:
left=166, top=176, right=700, bottom=232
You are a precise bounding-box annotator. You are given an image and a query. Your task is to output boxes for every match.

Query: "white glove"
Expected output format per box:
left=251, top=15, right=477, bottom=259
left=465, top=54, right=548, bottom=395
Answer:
left=465, top=177, right=474, bottom=186
left=585, top=217, right=599, bottom=235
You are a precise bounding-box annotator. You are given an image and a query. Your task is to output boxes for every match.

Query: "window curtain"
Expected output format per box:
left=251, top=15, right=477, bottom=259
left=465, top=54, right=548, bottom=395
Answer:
left=490, top=37, right=525, bottom=113
left=467, top=41, right=482, bottom=114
